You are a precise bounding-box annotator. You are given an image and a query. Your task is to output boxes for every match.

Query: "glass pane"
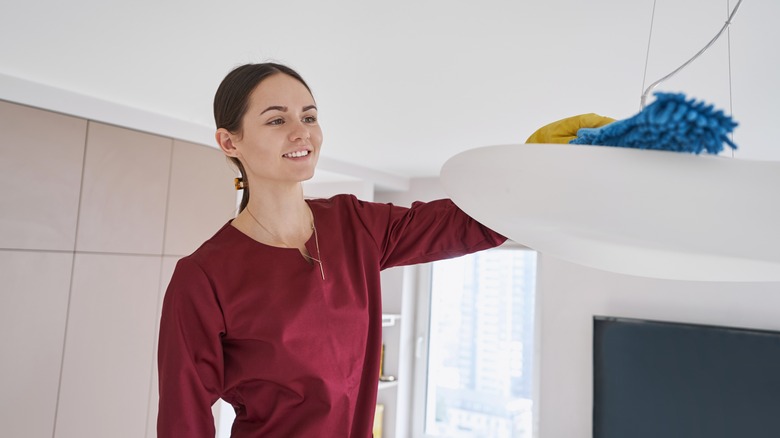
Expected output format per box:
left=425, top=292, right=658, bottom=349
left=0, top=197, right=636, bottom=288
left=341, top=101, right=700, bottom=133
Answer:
left=425, top=249, right=537, bottom=438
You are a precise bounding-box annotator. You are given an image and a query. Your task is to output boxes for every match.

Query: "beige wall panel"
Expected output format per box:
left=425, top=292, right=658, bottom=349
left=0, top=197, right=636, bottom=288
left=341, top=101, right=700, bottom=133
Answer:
left=164, top=140, right=236, bottom=256
left=145, top=255, right=178, bottom=438
left=76, top=122, right=172, bottom=254
left=0, top=249, right=72, bottom=438
left=56, top=253, right=160, bottom=438
left=0, top=101, right=86, bottom=251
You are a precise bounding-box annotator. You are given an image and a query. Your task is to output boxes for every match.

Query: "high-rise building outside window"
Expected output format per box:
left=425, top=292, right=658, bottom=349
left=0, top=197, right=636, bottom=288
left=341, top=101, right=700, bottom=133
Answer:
left=418, top=247, right=537, bottom=438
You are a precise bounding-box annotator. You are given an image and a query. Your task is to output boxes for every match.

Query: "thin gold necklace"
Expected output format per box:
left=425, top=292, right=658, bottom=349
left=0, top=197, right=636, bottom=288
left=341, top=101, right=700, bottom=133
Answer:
left=245, top=207, right=325, bottom=280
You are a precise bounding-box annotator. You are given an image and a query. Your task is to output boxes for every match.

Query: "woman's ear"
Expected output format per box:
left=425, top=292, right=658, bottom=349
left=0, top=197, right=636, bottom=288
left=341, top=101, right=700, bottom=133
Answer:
left=216, top=128, right=240, bottom=158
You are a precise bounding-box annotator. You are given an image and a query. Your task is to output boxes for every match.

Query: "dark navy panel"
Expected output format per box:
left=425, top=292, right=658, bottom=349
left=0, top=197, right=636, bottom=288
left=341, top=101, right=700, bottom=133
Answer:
left=593, top=316, right=780, bottom=438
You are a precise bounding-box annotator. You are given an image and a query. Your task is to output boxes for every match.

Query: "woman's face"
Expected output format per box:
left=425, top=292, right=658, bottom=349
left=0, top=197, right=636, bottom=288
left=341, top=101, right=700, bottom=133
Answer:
left=231, top=73, right=322, bottom=185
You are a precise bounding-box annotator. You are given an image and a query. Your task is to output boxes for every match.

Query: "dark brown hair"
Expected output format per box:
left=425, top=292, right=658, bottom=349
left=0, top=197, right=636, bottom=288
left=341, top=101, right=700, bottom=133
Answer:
left=213, top=63, right=313, bottom=212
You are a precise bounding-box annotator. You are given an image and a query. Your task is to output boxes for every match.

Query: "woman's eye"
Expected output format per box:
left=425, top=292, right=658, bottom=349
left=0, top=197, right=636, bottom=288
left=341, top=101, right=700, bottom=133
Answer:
left=303, top=115, right=317, bottom=123
left=267, top=118, right=284, bottom=126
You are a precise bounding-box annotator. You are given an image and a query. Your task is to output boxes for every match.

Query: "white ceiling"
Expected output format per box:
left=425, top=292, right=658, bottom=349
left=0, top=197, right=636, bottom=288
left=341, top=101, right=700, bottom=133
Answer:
left=1, top=0, right=777, bottom=187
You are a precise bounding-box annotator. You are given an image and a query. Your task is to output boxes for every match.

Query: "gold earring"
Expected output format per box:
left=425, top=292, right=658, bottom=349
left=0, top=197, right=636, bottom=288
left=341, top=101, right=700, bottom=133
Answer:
left=234, top=177, right=245, bottom=190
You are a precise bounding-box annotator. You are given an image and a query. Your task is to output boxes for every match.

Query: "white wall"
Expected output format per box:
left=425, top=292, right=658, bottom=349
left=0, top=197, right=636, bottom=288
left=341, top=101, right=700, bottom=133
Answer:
left=536, top=255, right=780, bottom=437
left=375, top=177, right=447, bottom=208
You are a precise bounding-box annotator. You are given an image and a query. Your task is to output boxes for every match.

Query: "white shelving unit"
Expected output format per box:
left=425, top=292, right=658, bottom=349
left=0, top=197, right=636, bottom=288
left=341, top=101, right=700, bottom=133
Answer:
left=378, top=380, right=399, bottom=391
left=377, top=310, right=402, bottom=438
left=382, top=313, right=401, bottom=328
left=379, top=313, right=402, bottom=392
left=378, top=265, right=416, bottom=438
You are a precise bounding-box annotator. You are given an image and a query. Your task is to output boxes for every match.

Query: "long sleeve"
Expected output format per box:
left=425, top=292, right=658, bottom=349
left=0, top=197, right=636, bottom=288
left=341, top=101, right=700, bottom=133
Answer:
left=154, top=197, right=505, bottom=438
left=350, top=197, right=507, bottom=269
left=157, top=257, right=226, bottom=438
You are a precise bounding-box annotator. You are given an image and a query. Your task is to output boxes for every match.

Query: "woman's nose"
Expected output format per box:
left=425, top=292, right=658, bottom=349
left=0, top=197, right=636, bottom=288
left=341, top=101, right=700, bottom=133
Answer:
left=288, top=120, right=310, bottom=142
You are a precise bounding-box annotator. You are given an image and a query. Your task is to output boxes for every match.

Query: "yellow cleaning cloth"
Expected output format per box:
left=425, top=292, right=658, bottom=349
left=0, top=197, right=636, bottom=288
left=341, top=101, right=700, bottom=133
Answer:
left=525, top=113, right=615, bottom=144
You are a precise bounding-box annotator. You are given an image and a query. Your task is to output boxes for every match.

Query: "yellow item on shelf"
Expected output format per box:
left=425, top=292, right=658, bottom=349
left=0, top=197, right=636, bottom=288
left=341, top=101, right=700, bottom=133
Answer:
left=525, top=113, right=615, bottom=144
left=379, top=344, right=384, bottom=379
left=373, top=404, right=384, bottom=438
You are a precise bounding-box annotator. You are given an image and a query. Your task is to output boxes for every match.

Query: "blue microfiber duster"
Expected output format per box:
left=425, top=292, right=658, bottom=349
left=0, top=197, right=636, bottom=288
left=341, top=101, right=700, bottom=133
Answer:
left=570, top=92, right=738, bottom=154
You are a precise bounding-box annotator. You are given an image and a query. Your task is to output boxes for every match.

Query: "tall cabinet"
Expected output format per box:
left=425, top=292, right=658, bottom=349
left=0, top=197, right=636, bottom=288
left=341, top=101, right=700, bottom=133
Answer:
left=0, top=100, right=237, bottom=438
left=377, top=265, right=417, bottom=438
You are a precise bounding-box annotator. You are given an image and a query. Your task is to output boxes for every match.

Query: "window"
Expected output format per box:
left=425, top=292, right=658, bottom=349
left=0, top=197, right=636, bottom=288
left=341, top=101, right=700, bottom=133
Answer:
left=412, top=247, right=537, bottom=438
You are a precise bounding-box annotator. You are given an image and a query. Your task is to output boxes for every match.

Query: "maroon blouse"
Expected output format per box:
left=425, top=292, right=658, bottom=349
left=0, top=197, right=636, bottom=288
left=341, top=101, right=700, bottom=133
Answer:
left=157, top=195, right=506, bottom=437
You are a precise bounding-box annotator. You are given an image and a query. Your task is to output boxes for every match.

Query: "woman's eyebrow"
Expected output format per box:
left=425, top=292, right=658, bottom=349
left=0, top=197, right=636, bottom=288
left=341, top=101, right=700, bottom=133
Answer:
left=260, top=105, right=287, bottom=115
left=260, top=105, right=317, bottom=115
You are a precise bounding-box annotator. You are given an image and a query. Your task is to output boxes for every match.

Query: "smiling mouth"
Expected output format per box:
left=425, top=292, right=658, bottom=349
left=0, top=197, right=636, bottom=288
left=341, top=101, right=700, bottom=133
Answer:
left=282, top=150, right=310, bottom=158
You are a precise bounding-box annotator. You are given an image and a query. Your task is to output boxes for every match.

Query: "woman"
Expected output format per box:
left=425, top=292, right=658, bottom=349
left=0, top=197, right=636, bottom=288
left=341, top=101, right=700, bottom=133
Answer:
left=156, top=62, right=508, bottom=437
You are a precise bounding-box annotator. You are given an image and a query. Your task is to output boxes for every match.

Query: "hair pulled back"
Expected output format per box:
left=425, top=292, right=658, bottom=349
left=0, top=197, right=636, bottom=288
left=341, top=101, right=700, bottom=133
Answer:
left=213, top=63, right=313, bottom=213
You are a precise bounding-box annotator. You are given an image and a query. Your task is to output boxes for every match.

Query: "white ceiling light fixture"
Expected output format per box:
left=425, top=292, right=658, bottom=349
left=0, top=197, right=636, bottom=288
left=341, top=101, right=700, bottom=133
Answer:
left=441, top=143, right=779, bottom=282
left=440, top=0, right=780, bottom=282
